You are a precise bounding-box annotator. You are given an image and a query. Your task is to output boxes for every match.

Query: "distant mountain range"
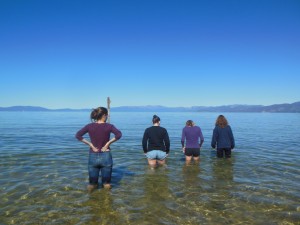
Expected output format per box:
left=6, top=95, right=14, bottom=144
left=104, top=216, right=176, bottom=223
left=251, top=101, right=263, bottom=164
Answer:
left=1, top=101, right=300, bottom=113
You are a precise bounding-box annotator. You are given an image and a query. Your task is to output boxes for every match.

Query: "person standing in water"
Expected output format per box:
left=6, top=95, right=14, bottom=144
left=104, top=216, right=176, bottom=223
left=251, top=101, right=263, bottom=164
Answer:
left=142, top=115, right=170, bottom=168
left=75, top=107, right=122, bottom=191
left=181, top=120, right=204, bottom=164
left=211, top=115, right=235, bottom=158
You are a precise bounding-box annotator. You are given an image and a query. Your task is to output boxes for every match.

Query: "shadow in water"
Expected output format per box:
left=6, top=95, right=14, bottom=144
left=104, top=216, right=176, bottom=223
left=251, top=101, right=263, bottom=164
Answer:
left=182, top=161, right=201, bottom=188
left=111, top=165, right=135, bottom=188
left=140, top=166, right=172, bottom=223
left=210, top=149, right=217, bottom=158
left=143, top=166, right=169, bottom=200
left=211, top=158, right=234, bottom=182
left=83, top=189, right=126, bottom=224
left=209, top=158, right=235, bottom=212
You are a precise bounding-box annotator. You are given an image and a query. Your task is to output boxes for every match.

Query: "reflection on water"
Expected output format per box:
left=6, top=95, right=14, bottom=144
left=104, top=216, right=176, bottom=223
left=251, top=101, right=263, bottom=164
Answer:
left=141, top=167, right=172, bottom=224
left=1, top=112, right=300, bottom=224
left=209, top=159, right=235, bottom=223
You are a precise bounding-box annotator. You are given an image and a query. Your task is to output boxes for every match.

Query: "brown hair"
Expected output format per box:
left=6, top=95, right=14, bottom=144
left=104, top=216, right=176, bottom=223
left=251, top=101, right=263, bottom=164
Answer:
left=90, top=107, right=108, bottom=121
left=186, top=120, right=194, bottom=126
left=152, top=115, right=160, bottom=124
left=215, top=115, right=228, bottom=128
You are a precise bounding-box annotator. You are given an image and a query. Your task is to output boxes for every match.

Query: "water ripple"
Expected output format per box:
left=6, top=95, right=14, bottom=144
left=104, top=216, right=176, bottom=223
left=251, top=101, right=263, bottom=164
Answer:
left=1, top=112, right=300, bottom=224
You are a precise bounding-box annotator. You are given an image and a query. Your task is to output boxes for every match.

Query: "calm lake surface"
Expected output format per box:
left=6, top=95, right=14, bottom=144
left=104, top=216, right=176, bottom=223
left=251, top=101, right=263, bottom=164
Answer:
left=0, top=111, right=299, bottom=225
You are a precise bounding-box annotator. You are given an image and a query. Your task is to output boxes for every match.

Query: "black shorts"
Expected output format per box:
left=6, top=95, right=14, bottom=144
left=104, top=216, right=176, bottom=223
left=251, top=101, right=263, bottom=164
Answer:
left=217, top=148, right=231, bottom=158
left=185, top=148, right=200, bottom=157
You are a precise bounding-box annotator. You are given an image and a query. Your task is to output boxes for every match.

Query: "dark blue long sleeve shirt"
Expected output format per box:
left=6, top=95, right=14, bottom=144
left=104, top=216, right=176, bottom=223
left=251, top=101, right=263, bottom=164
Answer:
left=142, top=126, right=170, bottom=153
left=211, top=125, right=235, bottom=149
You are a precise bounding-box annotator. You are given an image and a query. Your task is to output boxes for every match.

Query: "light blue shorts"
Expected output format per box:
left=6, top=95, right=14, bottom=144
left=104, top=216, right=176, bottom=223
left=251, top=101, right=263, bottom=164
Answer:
left=146, top=150, right=167, bottom=160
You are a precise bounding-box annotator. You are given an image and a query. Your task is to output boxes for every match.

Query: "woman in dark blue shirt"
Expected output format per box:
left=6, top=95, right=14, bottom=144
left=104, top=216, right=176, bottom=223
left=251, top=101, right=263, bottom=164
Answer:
left=211, top=115, right=235, bottom=158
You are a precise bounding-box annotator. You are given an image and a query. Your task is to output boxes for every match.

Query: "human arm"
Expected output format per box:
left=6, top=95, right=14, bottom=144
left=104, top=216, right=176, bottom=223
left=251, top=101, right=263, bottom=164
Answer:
left=228, top=126, right=235, bottom=149
left=75, top=125, right=98, bottom=152
left=181, top=128, right=185, bottom=148
left=199, top=127, right=204, bottom=148
left=164, top=129, right=170, bottom=154
left=101, top=138, right=117, bottom=151
left=211, top=127, right=217, bottom=149
left=102, top=125, right=122, bottom=151
left=181, top=128, right=186, bottom=152
left=142, top=129, right=148, bottom=153
left=80, top=138, right=99, bottom=152
left=200, top=140, right=204, bottom=148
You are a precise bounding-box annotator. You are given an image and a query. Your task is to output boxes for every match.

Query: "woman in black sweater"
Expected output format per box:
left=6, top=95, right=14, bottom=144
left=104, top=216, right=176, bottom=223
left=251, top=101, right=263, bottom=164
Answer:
left=142, top=115, right=170, bottom=168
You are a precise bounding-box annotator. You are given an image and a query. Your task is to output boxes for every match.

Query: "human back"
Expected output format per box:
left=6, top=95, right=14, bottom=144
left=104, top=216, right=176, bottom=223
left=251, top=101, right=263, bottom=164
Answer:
left=211, top=115, right=235, bottom=158
left=142, top=115, right=170, bottom=168
left=144, top=125, right=169, bottom=151
left=212, top=125, right=233, bottom=149
left=80, top=122, right=119, bottom=152
left=182, top=125, right=203, bottom=148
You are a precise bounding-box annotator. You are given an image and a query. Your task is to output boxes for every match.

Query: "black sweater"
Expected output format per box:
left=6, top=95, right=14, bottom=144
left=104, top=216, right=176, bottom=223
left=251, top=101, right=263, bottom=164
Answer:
left=142, top=126, right=170, bottom=153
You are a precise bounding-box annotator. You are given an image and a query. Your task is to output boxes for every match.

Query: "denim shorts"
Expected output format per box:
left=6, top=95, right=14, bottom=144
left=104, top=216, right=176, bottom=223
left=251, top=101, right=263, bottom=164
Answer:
left=88, top=152, right=113, bottom=185
left=146, top=150, right=167, bottom=160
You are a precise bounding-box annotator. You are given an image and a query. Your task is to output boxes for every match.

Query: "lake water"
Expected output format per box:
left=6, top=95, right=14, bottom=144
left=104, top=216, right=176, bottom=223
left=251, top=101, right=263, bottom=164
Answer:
left=0, top=111, right=299, bottom=225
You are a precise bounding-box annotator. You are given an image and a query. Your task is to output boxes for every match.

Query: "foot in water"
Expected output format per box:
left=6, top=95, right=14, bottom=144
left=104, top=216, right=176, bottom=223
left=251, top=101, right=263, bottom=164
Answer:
left=87, top=184, right=97, bottom=193
left=103, top=183, right=112, bottom=189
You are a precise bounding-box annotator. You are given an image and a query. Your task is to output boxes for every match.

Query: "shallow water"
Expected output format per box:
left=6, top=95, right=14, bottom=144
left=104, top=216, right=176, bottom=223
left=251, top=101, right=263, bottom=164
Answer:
left=0, top=112, right=299, bottom=225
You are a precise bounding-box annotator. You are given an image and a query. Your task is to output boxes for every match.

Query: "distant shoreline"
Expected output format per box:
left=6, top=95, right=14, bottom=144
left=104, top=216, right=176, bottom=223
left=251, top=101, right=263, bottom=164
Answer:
left=1, top=101, right=300, bottom=113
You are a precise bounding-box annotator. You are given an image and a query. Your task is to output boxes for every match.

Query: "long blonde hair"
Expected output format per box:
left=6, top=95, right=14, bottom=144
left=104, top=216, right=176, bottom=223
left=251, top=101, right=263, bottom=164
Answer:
left=215, top=115, right=228, bottom=128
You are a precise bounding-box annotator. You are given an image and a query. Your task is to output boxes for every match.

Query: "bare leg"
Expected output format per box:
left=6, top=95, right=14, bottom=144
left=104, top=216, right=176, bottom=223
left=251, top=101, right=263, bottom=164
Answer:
left=147, top=159, right=157, bottom=169
left=157, top=159, right=166, bottom=166
left=193, top=156, right=200, bottom=162
left=103, top=183, right=112, bottom=189
left=185, top=156, right=192, bottom=165
left=87, top=184, right=97, bottom=193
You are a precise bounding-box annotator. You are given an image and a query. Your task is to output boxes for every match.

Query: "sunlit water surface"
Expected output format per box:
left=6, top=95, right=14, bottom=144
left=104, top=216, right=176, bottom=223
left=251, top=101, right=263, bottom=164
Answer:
left=0, top=112, right=299, bottom=225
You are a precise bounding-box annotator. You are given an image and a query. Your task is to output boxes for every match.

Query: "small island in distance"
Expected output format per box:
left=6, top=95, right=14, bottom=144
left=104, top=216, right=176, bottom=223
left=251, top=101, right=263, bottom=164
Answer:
left=0, top=101, right=300, bottom=113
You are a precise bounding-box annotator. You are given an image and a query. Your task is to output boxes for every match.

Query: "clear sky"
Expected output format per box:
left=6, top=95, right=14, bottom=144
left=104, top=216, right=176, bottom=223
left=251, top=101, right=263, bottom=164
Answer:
left=0, top=0, right=299, bottom=109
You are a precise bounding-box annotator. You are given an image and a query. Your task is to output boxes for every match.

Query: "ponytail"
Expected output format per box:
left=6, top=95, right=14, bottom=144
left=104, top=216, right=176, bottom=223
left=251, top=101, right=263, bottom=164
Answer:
left=90, top=107, right=108, bottom=121
left=152, top=115, right=160, bottom=124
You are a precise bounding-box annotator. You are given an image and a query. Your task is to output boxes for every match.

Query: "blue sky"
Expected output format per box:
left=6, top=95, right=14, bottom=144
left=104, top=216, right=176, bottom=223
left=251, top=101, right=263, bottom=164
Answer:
left=0, top=0, right=299, bottom=109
